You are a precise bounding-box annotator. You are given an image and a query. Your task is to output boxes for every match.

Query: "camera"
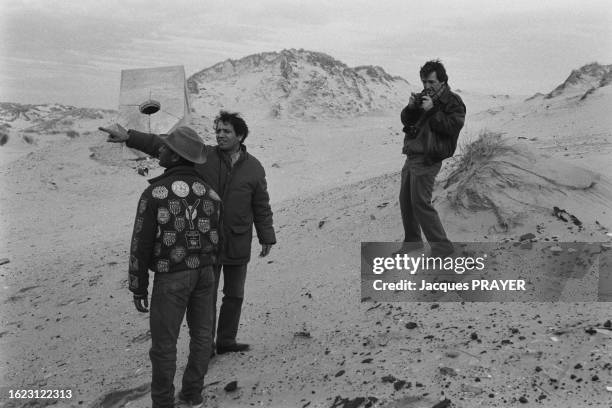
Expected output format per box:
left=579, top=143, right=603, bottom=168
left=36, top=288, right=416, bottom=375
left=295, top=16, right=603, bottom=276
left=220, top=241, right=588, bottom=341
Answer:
left=414, top=89, right=433, bottom=106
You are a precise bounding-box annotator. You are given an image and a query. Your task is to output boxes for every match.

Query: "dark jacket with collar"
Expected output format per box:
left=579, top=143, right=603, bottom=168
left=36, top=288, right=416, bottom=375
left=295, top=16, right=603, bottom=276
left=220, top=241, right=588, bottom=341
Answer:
left=400, top=85, right=466, bottom=163
left=127, top=130, right=276, bottom=265
left=129, top=165, right=221, bottom=295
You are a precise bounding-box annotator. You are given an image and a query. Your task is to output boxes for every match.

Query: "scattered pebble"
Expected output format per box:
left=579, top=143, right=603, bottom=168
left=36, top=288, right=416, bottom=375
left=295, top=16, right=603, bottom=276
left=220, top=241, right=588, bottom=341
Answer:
left=405, top=322, right=418, bottom=329
left=224, top=381, right=237, bottom=392
left=393, top=380, right=407, bottom=391
left=0, top=258, right=9, bottom=266
left=439, top=367, right=457, bottom=376
left=432, top=399, right=451, bottom=408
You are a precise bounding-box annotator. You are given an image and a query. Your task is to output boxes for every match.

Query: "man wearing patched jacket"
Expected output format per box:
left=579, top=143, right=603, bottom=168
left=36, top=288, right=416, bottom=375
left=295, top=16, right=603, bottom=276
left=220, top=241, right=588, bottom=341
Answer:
left=118, top=125, right=220, bottom=408
left=103, top=111, right=276, bottom=356
left=399, top=60, right=466, bottom=258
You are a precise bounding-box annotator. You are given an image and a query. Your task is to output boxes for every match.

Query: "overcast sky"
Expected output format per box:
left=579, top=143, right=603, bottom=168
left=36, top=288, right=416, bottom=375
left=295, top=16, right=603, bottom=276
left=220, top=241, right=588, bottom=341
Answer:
left=1, top=0, right=611, bottom=108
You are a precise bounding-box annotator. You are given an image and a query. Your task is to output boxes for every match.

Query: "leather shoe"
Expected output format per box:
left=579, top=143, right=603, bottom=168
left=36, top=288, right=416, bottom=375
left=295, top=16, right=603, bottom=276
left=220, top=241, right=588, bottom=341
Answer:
left=216, top=342, right=250, bottom=354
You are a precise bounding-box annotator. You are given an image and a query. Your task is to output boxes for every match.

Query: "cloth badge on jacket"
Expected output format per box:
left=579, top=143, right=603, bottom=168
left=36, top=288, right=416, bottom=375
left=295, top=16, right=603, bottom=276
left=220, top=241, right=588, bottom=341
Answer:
left=157, top=259, right=170, bottom=273
left=174, top=216, right=186, bottom=232
left=202, top=200, right=214, bottom=216
left=185, top=255, right=200, bottom=269
left=208, top=189, right=221, bottom=201
left=182, top=199, right=200, bottom=229
left=131, top=236, right=138, bottom=252
left=185, top=230, right=202, bottom=250
left=157, top=207, right=171, bottom=224
left=152, top=186, right=168, bottom=199
left=197, top=218, right=210, bottom=233
left=170, top=246, right=186, bottom=263
left=168, top=199, right=182, bottom=215
left=162, top=231, right=177, bottom=246
left=171, top=181, right=190, bottom=198
left=138, top=198, right=148, bottom=215
left=192, top=182, right=206, bottom=196
left=129, top=255, right=138, bottom=271
left=209, top=230, right=219, bottom=244
left=134, top=217, right=144, bottom=234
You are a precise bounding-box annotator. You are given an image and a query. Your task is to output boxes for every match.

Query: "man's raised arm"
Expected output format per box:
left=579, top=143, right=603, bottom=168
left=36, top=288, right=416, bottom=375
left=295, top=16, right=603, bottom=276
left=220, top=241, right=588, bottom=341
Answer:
left=99, top=124, right=164, bottom=158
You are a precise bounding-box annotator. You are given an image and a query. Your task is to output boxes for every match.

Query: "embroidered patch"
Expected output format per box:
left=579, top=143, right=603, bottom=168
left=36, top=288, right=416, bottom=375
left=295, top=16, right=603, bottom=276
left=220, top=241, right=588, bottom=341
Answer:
left=192, top=182, right=206, bottom=196
left=138, top=198, right=148, bottom=215
left=168, top=199, right=181, bottom=215
left=129, top=274, right=139, bottom=290
left=170, top=246, right=186, bottom=263
left=202, top=243, right=214, bottom=253
left=174, top=216, right=186, bottom=232
left=153, top=243, right=162, bottom=257
left=134, top=217, right=144, bottom=234
left=197, top=218, right=210, bottom=233
left=162, top=231, right=177, bottom=246
left=171, top=181, right=190, bottom=198
left=157, top=207, right=171, bottom=224
left=185, top=230, right=202, bottom=250
left=185, top=255, right=200, bottom=269
left=131, top=236, right=139, bottom=252
left=182, top=199, right=200, bottom=229
left=209, top=229, right=219, bottom=244
left=129, top=255, right=138, bottom=271
left=208, top=189, right=221, bottom=201
left=157, top=259, right=170, bottom=273
left=152, top=186, right=168, bottom=199
left=202, top=200, right=214, bottom=216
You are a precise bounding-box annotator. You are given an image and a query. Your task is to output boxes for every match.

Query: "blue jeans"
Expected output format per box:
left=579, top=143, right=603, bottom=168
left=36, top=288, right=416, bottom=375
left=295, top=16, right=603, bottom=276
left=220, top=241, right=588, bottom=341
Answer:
left=212, top=264, right=247, bottom=347
left=149, top=266, right=215, bottom=408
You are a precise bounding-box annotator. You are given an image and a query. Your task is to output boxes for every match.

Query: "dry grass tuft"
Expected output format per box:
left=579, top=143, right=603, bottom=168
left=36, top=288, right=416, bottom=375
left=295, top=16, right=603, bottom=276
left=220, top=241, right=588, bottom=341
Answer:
left=443, top=130, right=521, bottom=230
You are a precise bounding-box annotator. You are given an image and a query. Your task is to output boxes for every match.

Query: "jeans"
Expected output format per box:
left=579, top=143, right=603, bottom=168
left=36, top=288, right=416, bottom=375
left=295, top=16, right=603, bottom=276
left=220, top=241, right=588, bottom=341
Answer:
left=212, top=264, right=247, bottom=347
left=149, top=266, right=215, bottom=408
left=399, top=158, right=453, bottom=253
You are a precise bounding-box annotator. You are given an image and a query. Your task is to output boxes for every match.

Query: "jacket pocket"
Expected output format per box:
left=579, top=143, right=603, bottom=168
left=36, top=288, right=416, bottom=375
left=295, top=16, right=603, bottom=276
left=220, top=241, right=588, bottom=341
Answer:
left=225, top=224, right=253, bottom=260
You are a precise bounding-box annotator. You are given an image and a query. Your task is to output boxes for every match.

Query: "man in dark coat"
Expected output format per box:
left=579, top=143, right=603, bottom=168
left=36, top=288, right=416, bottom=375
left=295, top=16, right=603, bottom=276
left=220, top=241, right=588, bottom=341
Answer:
left=102, top=111, right=276, bottom=356
left=117, top=125, right=220, bottom=408
left=399, top=60, right=466, bottom=257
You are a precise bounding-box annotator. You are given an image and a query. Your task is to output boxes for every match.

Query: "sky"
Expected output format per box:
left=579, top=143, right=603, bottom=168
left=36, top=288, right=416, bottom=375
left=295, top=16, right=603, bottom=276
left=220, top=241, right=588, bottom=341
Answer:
left=1, top=0, right=611, bottom=109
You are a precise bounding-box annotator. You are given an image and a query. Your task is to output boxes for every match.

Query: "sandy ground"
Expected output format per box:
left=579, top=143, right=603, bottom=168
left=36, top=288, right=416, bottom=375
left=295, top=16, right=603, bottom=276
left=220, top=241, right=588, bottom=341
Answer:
left=1, top=92, right=611, bottom=408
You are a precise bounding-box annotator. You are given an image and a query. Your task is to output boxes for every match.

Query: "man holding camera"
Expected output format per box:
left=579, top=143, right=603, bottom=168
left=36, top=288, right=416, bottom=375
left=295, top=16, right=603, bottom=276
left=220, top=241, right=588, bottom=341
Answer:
left=399, top=60, right=466, bottom=257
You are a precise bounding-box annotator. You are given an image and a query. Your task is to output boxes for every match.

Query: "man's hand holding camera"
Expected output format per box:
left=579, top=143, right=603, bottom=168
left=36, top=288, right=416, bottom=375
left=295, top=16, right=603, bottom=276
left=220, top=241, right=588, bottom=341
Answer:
left=420, top=95, right=433, bottom=111
left=409, top=92, right=433, bottom=111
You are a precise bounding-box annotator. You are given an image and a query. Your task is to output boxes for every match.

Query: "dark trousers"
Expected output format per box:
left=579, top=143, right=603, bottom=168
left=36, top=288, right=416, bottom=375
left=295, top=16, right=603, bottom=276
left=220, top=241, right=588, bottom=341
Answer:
left=212, top=264, right=247, bottom=347
left=149, top=267, right=215, bottom=408
left=399, top=158, right=452, bottom=253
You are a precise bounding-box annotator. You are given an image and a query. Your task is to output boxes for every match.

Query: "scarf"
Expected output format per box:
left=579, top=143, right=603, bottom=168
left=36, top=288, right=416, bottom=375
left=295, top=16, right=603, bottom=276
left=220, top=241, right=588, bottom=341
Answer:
left=428, top=83, right=448, bottom=103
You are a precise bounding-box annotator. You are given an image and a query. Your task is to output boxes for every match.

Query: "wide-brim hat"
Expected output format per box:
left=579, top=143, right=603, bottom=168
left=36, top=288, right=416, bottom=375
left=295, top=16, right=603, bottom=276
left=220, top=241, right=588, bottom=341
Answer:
left=159, top=126, right=207, bottom=164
